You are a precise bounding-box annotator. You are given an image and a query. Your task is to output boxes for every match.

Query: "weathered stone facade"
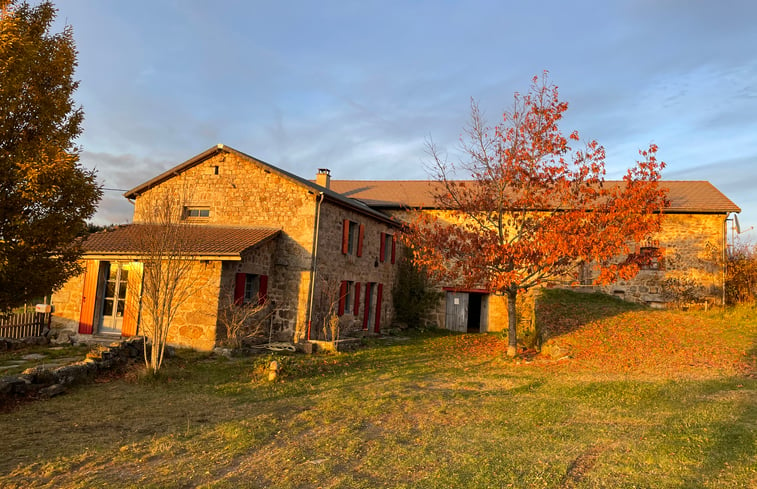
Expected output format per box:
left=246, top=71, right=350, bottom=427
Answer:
left=52, top=146, right=401, bottom=350
left=385, top=208, right=732, bottom=333
left=591, top=213, right=727, bottom=305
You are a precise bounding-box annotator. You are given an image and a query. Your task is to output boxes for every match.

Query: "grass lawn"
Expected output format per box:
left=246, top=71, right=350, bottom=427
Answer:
left=0, top=290, right=755, bottom=488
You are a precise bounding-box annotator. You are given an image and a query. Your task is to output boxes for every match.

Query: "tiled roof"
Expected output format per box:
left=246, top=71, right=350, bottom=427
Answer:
left=328, top=180, right=741, bottom=214
left=81, top=225, right=280, bottom=258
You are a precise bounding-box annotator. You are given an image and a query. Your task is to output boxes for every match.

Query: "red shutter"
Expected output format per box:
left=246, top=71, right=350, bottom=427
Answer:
left=342, top=219, right=350, bottom=254
left=357, top=224, right=364, bottom=257
left=234, top=273, right=246, bottom=305
left=353, top=282, right=361, bottom=315
left=338, top=281, right=347, bottom=316
left=379, top=232, right=386, bottom=263
left=362, top=283, right=371, bottom=329
left=121, top=263, right=141, bottom=337
left=78, top=260, right=99, bottom=334
left=374, top=283, right=383, bottom=333
left=390, top=235, right=396, bottom=264
left=258, top=275, right=268, bottom=306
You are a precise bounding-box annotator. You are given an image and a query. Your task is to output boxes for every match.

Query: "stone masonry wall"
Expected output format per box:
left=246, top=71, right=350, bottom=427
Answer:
left=132, top=151, right=318, bottom=342
left=312, top=200, right=400, bottom=338
left=595, top=213, right=727, bottom=305
left=386, top=209, right=729, bottom=332
left=50, top=265, right=85, bottom=331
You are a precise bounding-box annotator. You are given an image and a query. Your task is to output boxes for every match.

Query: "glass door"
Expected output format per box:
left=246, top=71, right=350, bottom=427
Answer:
left=99, top=262, right=128, bottom=334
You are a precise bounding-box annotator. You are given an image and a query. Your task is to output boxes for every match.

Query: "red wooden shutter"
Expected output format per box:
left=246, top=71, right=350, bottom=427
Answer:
left=78, top=260, right=100, bottom=334
left=357, top=224, right=364, bottom=257
left=234, top=273, right=246, bottom=305
left=374, top=283, right=383, bottom=333
left=121, top=263, right=142, bottom=337
left=379, top=232, right=386, bottom=263
left=353, top=282, right=361, bottom=315
left=342, top=219, right=350, bottom=254
left=338, top=281, right=347, bottom=316
left=362, top=283, right=371, bottom=329
left=390, top=235, right=396, bottom=264
left=258, top=275, right=269, bottom=305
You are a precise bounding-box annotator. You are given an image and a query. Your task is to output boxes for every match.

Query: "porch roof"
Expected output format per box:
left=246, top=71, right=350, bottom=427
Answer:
left=81, top=225, right=280, bottom=260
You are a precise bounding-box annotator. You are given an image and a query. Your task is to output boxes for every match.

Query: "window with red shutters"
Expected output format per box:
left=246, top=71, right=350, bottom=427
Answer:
left=234, top=273, right=268, bottom=306
left=342, top=220, right=362, bottom=256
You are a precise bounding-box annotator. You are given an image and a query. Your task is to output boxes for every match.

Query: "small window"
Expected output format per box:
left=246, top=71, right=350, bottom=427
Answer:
left=341, top=220, right=364, bottom=256
left=338, top=281, right=356, bottom=316
left=639, top=247, right=664, bottom=270
left=234, top=273, right=268, bottom=306
left=244, top=275, right=260, bottom=303
left=380, top=232, right=396, bottom=264
left=185, top=207, right=210, bottom=219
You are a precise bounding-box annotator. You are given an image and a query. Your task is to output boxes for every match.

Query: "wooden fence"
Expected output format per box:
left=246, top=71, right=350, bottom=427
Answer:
left=0, top=311, right=47, bottom=339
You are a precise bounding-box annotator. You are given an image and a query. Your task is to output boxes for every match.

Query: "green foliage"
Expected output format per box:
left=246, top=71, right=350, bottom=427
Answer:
left=392, top=246, right=442, bottom=328
left=0, top=1, right=101, bottom=311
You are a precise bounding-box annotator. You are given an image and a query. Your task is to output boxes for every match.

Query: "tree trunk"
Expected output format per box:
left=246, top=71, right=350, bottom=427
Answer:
left=506, top=289, right=518, bottom=357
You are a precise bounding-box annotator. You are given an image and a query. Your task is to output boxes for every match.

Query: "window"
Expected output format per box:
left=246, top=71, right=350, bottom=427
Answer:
left=234, top=273, right=268, bottom=305
left=185, top=206, right=210, bottom=219
left=341, top=220, right=364, bottom=256
left=639, top=247, right=664, bottom=270
left=379, top=232, right=396, bottom=264
left=338, top=281, right=358, bottom=316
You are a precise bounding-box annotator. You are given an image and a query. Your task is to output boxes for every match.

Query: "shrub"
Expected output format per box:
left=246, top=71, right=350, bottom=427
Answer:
left=726, top=241, right=757, bottom=304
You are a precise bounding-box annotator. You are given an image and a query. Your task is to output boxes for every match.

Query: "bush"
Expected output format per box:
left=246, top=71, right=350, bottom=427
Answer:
left=726, top=241, right=757, bottom=304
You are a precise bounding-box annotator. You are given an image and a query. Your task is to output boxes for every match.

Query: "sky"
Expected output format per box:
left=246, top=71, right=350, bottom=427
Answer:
left=51, top=0, right=756, bottom=241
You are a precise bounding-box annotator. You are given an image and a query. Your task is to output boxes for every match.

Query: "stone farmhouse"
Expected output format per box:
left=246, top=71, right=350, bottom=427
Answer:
left=51, top=144, right=740, bottom=348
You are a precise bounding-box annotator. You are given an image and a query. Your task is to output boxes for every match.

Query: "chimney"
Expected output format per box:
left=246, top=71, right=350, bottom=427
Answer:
left=316, top=168, right=331, bottom=189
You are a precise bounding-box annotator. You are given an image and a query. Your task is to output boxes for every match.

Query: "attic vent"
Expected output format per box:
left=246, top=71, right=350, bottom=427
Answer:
left=316, top=168, right=331, bottom=189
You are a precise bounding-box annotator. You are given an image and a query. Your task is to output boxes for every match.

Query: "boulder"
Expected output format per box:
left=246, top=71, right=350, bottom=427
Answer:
left=39, top=384, right=66, bottom=398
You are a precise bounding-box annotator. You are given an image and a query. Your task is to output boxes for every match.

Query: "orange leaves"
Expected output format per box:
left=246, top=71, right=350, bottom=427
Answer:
left=408, top=73, right=668, bottom=307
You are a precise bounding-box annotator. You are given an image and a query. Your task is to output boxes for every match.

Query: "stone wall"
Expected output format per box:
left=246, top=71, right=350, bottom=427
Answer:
left=50, top=265, right=85, bottom=331
left=132, top=151, right=319, bottom=342
left=593, top=213, right=727, bottom=305
left=310, top=200, right=400, bottom=338
left=386, top=208, right=729, bottom=333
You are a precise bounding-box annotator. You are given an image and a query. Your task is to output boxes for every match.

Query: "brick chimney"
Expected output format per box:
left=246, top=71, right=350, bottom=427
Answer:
left=316, top=168, right=331, bottom=189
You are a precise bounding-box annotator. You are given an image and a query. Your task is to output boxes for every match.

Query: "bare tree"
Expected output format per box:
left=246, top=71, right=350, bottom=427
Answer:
left=130, top=190, right=208, bottom=374
left=215, top=281, right=271, bottom=349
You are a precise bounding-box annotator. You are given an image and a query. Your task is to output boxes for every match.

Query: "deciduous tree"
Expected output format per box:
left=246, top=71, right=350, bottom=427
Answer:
left=407, top=73, right=668, bottom=356
left=130, top=190, right=213, bottom=374
left=0, top=0, right=101, bottom=311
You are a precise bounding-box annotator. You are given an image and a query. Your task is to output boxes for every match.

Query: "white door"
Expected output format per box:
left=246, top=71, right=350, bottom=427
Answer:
left=98, top=262, right=128, bottom=334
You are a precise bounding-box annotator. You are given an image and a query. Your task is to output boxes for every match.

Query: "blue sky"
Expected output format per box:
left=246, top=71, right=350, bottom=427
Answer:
left=53, top=0, right=756, bottom=240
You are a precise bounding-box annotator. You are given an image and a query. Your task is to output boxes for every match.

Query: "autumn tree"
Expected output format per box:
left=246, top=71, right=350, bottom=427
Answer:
left=408, top=73, right=668, bottom=356
left=0, top=0, right=101, bottom=311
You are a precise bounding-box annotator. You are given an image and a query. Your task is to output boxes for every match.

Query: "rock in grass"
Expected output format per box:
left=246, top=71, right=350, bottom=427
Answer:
left=39, top=384, right=66, bottom=398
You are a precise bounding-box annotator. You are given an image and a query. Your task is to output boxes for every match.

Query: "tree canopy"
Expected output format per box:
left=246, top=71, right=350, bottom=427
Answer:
left=0, top=0, right=101, bottom=311
left=407, top=73, right=669, bottom=356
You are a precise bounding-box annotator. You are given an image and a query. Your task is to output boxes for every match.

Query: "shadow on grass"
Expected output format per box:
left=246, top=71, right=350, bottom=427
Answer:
left=536, top=288, right=646, bottom=341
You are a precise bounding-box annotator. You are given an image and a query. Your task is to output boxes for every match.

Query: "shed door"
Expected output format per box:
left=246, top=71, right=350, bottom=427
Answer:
left=445, top=292, right=468, bottom=332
